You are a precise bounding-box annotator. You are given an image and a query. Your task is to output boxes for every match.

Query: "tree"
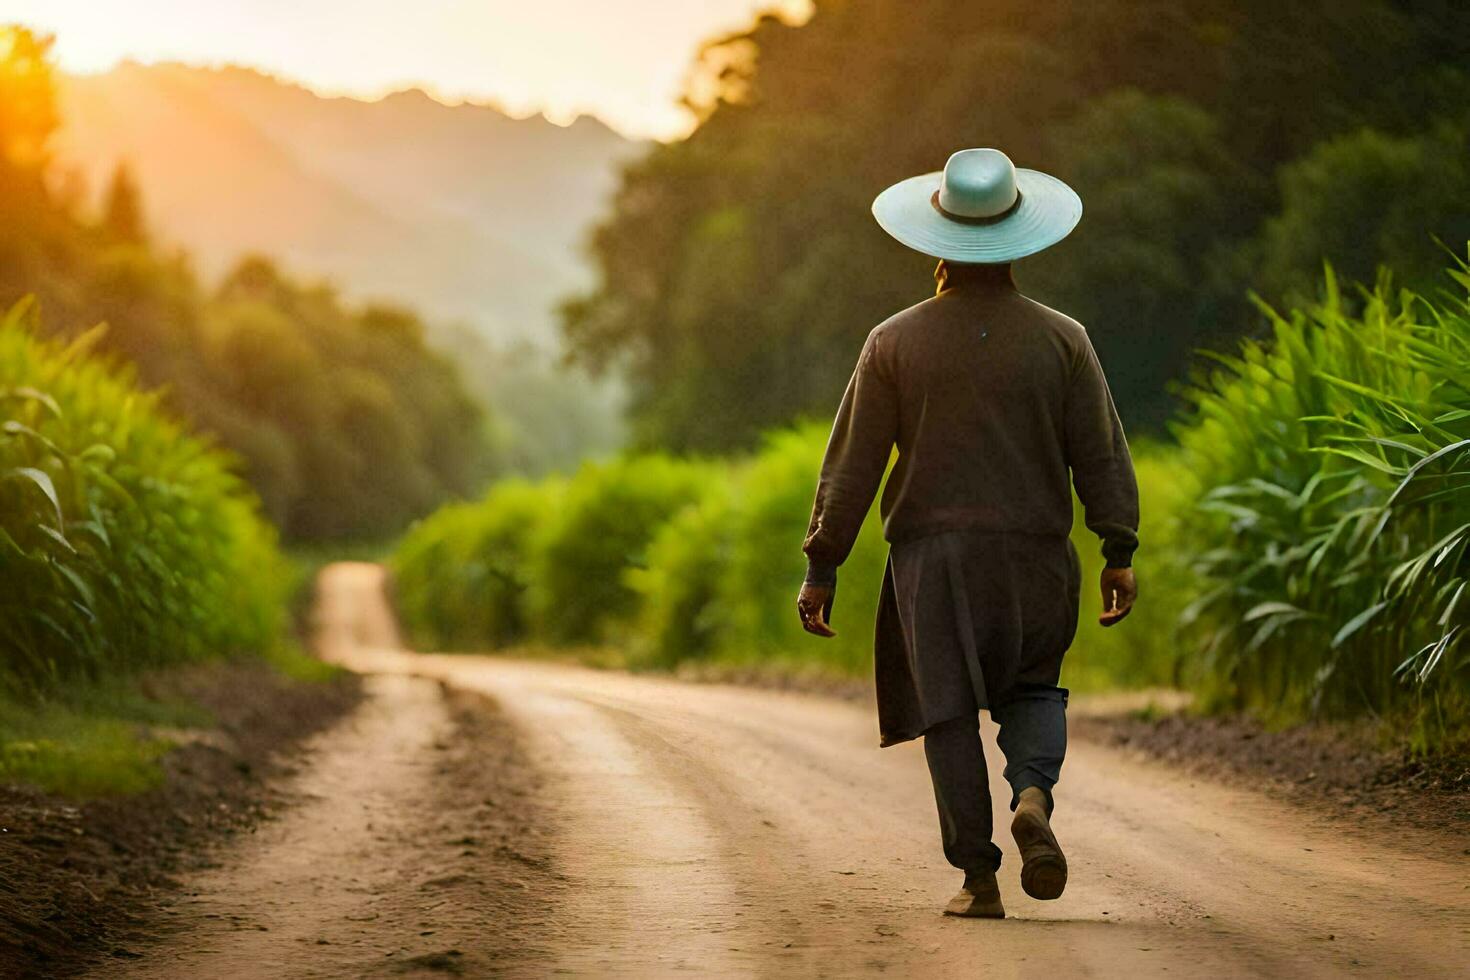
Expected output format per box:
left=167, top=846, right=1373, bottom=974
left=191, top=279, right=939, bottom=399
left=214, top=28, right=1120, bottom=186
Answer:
left=1026, top=90, right=1257, bottom=427
left=0, top=30, right=501, bottom=542
left=563, top=0, right=1470, bottom=448
left=1259, top=123, right=1470, bottom=302
left=101, top=162, right=147, bottom=244
left=0, top=25, right=58, bottom=174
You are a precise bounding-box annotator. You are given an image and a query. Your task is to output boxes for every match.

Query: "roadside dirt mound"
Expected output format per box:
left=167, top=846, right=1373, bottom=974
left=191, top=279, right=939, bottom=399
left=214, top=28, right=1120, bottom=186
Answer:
left=0, top=662, right=360, bottom=979
left=1071, top=710, right=1470, bottom=834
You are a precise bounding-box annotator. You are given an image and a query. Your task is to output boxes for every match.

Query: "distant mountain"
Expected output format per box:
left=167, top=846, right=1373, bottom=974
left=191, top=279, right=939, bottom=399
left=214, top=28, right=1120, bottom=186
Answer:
left=54, top=62, right=643, bottom=346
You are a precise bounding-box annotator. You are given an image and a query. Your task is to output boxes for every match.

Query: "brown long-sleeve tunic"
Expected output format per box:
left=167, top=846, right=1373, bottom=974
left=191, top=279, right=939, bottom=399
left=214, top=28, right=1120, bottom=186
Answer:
left=803, top=262, right=1138, bottom=745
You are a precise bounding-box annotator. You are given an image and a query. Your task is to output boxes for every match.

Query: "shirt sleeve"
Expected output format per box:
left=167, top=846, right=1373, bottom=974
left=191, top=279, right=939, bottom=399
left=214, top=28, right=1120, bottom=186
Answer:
left=803, top=330, right=899, bottom=584
left=1065, top=335, right=1140, bottom=568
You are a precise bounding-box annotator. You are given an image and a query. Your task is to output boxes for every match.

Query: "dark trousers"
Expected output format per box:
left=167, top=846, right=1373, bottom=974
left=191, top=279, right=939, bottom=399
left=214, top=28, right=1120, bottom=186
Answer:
left=922, top=684, right=1068, bottom=875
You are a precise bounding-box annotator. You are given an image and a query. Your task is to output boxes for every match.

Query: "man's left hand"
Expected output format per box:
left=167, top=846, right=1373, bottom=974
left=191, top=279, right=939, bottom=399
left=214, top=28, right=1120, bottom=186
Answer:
left=797, top=582, right=836, bottom=637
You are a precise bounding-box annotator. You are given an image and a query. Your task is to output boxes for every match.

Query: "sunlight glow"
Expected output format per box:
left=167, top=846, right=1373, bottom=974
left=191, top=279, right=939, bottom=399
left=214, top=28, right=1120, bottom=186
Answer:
left=0, top=0, right=812, bottom=139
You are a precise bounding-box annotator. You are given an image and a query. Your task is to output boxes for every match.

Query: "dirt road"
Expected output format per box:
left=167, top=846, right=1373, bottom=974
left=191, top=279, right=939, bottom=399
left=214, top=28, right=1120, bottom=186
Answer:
left=104, top=563, right=1469, bottom=978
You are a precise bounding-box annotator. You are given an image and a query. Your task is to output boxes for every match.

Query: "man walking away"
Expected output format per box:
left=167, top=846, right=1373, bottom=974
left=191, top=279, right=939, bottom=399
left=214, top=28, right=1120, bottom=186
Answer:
left=795, top=148, right=1139, bottom=918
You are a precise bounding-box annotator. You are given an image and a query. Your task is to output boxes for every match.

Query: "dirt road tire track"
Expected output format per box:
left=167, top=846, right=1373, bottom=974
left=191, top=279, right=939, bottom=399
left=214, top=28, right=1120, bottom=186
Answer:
left=102, top=681, right=561, bottom=976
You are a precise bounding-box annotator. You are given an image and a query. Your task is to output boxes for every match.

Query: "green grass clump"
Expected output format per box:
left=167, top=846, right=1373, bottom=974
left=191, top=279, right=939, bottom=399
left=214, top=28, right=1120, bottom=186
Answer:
left=0, top=300, right=287, bottom=696
left=0, top=726, right=171, bottom=798
left=0, top=678, right=211, bottom=797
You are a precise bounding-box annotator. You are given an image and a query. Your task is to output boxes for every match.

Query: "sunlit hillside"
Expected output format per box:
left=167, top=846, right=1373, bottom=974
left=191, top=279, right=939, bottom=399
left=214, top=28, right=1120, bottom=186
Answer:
left=54, top=62, right=644, bottom=346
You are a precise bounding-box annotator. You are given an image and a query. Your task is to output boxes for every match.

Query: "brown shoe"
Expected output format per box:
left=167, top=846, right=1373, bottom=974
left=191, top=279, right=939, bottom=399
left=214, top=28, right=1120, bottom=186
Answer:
left=1011, top=787, right=1067, bottom=900
left=943, top=870, right=1005, bottom=918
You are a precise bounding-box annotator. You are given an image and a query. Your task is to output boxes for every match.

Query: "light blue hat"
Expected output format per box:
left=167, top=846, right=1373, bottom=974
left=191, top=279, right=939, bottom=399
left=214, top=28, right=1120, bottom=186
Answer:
left=872, top=148, right=1081, bottom=262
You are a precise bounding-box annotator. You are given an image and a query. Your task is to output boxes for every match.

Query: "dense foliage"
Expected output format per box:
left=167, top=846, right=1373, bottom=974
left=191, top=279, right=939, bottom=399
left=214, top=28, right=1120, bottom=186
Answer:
left=631, top=425, right=892, bottom=674
left=0, top=301, right=284, bottom=695
left=0, top=26, right=495, bottom=541
left=392, top=479, right=563, bottom=651
left=389, top=424, right=1178, bottom=688
left=564, top=0, right=1470, bottom=449
left=1172, top=265, right=1469, bottom=739
left=400, top=263, right=1469, bottom=744
left=525, top=456, right=714, bottom=645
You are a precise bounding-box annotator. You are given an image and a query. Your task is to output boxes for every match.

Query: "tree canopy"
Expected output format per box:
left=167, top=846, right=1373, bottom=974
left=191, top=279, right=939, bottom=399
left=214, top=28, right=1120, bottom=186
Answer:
left=565, top=0, right=1470, bottom=448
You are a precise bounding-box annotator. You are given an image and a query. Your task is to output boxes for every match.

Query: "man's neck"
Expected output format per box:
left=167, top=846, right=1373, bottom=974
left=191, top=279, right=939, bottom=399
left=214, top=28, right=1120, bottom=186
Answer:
left=935, top=261, right=1016, bottom=295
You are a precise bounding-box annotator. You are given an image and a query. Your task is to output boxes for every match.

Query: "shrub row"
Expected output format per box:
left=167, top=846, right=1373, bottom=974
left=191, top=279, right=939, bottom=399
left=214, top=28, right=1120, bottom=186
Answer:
left=390, top=422, right=1178, bottom=688
left=0, top=301, right=285, bottom=695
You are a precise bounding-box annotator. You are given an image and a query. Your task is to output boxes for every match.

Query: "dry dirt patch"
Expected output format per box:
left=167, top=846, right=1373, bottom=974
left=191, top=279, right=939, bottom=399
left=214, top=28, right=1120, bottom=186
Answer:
left=99, top=677, right=561, bottom=979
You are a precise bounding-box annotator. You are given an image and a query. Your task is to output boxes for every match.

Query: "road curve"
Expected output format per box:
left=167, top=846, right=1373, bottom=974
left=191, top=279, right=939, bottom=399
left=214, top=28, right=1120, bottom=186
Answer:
left=306, top=562, right=1468, bottom=977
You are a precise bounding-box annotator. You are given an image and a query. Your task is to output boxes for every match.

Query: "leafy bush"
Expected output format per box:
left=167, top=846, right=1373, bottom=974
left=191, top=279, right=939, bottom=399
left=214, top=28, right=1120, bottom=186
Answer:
left=1172, top=263, right=1469, bottom=737
left=628, top=482, right=735, bottom=668
left=528, top=456, right=715, bottom=644
left=391, top=457, right=722, bottom=652
left=392, top=479, right=562, bottom=650
left=714, top=424, right=888, bottom=674
left=1061, top=445, right=1197, bottom=692
left=394, top=423, right=1178, bottom=691
left=0, top=301, right=285, bottom=695
left=629, top=425, right=889, bottom=674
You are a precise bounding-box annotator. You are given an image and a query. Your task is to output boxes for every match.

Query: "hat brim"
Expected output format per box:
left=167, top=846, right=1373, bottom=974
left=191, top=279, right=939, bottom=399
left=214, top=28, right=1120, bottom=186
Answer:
left=872, top=168, right=1081, bottom=262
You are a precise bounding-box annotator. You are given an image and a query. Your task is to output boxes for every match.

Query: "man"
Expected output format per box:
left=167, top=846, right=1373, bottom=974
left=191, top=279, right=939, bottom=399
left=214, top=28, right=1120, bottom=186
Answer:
left=796, top=148, right=1139, bottom=919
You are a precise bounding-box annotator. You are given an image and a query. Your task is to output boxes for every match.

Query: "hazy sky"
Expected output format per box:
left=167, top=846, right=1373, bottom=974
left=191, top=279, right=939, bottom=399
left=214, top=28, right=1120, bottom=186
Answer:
left=0, top=0, right=811, bottom=139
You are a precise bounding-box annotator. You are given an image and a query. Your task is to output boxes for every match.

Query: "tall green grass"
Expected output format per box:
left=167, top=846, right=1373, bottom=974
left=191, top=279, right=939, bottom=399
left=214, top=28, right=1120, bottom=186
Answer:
left=1172, top=264, right=1469, bottom=739
left=0, top=300, right=285, bottom=696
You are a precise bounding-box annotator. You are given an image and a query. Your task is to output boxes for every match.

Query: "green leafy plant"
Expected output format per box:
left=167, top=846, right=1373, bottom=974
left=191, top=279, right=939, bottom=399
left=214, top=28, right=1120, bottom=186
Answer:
left=0, top=300, right=285, bottom=696
left=1173, top=261, right=1469, bottom=739
left=528, top=456, right=714, bottom=644
left=391, top=479, right=563, bottom=650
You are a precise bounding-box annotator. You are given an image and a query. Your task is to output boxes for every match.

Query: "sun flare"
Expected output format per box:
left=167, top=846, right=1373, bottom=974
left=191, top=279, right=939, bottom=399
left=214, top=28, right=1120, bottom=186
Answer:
left=0, top=0, right=811, bottom=138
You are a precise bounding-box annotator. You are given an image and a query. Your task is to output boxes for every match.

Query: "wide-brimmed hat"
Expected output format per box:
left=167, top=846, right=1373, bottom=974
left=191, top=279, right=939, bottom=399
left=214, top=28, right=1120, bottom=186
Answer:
left=872, top=148, right=1081, bottom=262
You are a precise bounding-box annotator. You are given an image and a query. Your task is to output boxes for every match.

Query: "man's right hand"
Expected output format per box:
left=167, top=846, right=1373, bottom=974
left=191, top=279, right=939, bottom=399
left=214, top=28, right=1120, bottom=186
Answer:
left=797, top=582, right=836, bottom=637
left=1098, top=567, right=1136, bottom=627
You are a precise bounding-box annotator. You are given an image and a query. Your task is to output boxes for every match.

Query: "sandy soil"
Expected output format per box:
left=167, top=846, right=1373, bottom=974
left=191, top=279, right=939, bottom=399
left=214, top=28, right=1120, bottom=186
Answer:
left=99, top=592, right=558, bottom=979
left=100, top=563, right=1470, bottom=978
